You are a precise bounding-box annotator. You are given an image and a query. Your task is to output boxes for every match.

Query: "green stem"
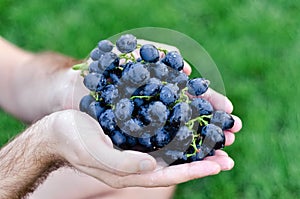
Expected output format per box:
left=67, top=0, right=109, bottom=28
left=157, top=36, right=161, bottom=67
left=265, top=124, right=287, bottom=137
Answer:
left=130, top=95, right=152, bottom=100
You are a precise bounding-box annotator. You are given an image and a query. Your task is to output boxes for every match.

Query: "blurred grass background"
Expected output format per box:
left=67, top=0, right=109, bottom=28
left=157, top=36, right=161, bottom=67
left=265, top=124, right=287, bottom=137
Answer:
left=1, top=0, right=299, bottom=198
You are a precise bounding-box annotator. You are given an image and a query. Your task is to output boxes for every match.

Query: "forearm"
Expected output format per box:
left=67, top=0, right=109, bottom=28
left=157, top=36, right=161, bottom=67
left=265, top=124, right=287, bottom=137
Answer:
left=0, top=117, right=65, bottom=199
left=0, top=37, right=82, bottom=123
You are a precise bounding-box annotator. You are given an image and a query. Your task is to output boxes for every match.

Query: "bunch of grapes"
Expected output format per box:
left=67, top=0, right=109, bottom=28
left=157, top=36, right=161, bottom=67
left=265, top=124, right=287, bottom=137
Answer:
left=73, top=34, right=234, bottom=165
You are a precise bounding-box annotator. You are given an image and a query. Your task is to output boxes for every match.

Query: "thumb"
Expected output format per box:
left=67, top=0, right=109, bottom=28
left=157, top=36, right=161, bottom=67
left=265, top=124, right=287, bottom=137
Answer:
left=73, top=111, right=157, bottom=174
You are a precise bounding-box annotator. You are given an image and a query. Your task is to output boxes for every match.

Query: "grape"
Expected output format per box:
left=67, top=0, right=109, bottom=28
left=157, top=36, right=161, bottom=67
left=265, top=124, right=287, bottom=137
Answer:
left=90, top=47, right=103, bottom=61
left=210, top=110, right=234, bottom=130
left=116, top=34, right=137, bottom=53
left=133, top=78, right=162, bottom=97
left=151, top=127, right=172, bottom=148
left=201, top=124, right=225, bottom=150
left=88, top=61, right=101, bottom=74
left=138, top=132, right=153, bottom=151
left=110, top=130, right=127, bottom=148
left=114, top=98, right=134, bottom=121
left=121, top=62, right=150, bottom=86
left=98, top=52, right=119, bottom=72
left=101, top=84, right=119, bottom=105
left=120, top=118, right=143, bottom=137
left=98, top=40, right=114, bottom=52
left=99, top=109, right=116, bottom=132
left=75, top=34, right=236, bottom=166
left=149, top=62, right=169, bottom=81
left=83, top=73, right=106, bottom=92
left=140, top=44, right=160, bottom=63
left=187, top=78, right=210, bottom=96
left=159, top=83, right=179, bottom=106
left=162, top=51, right=184, bottom=71
left=138, top=101, right=168, bottom=127
left=79, top=95, right=95, bottom=113
left=87, top=101, right=106, bottom=120
left=190, top=98, right=213, bottom=116
left=169, top=102, right=192, bottom=127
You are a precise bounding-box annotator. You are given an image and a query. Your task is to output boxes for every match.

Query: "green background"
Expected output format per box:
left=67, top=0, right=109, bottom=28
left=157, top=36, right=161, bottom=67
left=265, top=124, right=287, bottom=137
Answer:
left=1, top=0, right=299, bottom=198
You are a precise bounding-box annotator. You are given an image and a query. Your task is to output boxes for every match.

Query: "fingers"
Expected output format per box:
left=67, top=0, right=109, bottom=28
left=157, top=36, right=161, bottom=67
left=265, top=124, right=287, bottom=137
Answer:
left=71, top=111, right=157, bottom=174
left=201, top=88, right=233, bottom=113
left=98, top=160, right=221, bottom=188
left=230, top=115, right=242, bottom=133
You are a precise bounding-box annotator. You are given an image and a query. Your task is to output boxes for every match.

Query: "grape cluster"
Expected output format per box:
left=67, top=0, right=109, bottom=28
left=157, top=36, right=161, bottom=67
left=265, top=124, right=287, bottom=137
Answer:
left=74, top=34, right=235, bottom=165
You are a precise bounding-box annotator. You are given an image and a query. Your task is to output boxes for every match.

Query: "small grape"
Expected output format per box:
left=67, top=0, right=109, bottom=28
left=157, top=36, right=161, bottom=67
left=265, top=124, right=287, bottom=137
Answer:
left=151, top=127, right=172, bottom=148
left=98, top=52, right=119, bottom=72
left=98, top=40, right=114, bottom=52
left=162, top=51, right=184, bottom=71
left=100, top=84, right=119, bottom=105
left=88, top=61, right=102, bottom=74
left=110, top=130, right=127, bottom=148
left=140, top=44, right=160, bottom=63
left=210, top=110, right=234, bottom=130
left=79, top=95, right=95, bottom=113
left=116, top=34, right=137, bottom=53
left=90, top=47, right=103, bottom=60
left=139, top=101, right=168, bottom=127
left=87, top=101, right=106, bottom=120
left=159, top=83, right=179, bottom=106
left=99, top=109, right=116, bottom=133
left=114, top=98, right=134, bottom=121
left=201, top=124, right=225, bottom=150
left=190, top=98, right=213, bottom=116
left=169, top=102, right=192, bottom=127
left=187, top=78, right=210, bottom=96
left=121, top=62, right=150, bottom=86
left=83, top=73, right=106, bottom=92
left=149, top=62, right=169, bottom=81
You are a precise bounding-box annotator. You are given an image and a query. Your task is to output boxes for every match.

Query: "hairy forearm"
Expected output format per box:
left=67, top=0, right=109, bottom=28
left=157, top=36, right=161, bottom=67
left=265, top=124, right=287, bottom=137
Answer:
left=0, top=37, right=81, bottom=123
left=0, top=117, right=65, bottom=199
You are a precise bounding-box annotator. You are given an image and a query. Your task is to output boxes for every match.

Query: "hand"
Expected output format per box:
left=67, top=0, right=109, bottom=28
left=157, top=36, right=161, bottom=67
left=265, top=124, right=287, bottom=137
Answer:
left=43, top=90, right=241, bottom=189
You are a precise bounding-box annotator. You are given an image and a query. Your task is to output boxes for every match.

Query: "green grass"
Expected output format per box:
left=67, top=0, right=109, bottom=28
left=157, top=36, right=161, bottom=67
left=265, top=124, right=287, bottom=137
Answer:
left=1, top=0, right=300, bottom=198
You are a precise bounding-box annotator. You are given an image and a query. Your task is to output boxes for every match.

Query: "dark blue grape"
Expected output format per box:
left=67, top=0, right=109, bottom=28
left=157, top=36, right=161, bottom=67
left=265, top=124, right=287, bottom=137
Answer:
left=201, top=124, right=225, bottom=150
left=162, top=51, right=184, bottom=71
left=98, top=40, right=114, bottom=52
left=116, top=34, right=137, bottom=53
left=159, top=83, right=179, bottom=106
left=99, top=109, right=116, bottom=133
left=169, top=102, right=192, bottom=127
left=114, top=98, right=134, bottom=121
left=187, top=78, right=210, bottom=96
left=139, top=101, right=168, bottom=127
left=168, top=126, right=193, bottom=150
left=79, top=95, right=95, bottom=113
left=151, top=127, right=172, bottom=148
left=98, top=52, right=119, bottom=72
left=86, top=101, right=106, bottom=120
left=121, top=62, right=150, bottom=86
left=133, top=78, right=162, bottom=97
left=138, top=132, right=153, bottom=151
left=100, top=84, right=119, bottom=105
left=140, top=44, right=160, bottom=63
left=168, top=71, right=188, bottom=89
left=83, top=73, right=106, bottom=92
left=120, top=118, right=143, bottom=137
left=110, top=130, right=127, bottom=148
left=88, top=61, right=102, bottom=74
left=210, top=110, right=234, bottom=130
left=190, top=98, right=213, bottom=116
left=90, top=47, right=103, bottom=61
left=149, top=62, right=169, bottom=81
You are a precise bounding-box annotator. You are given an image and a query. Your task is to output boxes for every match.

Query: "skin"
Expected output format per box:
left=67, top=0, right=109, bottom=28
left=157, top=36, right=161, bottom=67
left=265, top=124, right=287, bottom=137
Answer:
left=0, top=37, right=242, bottom=199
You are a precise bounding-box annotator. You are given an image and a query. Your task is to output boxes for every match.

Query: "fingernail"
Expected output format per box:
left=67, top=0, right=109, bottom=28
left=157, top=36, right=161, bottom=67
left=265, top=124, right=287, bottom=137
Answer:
left=139, top=159, right=155, bottom=172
